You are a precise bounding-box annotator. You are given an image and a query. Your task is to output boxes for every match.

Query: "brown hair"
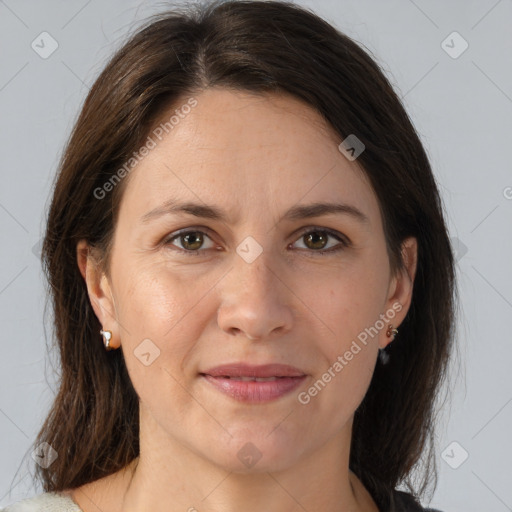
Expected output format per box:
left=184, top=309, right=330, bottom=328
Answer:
left=14, top=1, right=458, bottom=509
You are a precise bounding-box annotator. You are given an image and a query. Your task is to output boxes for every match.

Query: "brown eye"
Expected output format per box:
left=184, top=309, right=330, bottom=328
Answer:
left=180, top=231, right=204, bottom=251
left=291, top=228, right=349, bottom=255
left=164, top=229, right=215, bottom=254
left=303, top=231, right=329, bottom=250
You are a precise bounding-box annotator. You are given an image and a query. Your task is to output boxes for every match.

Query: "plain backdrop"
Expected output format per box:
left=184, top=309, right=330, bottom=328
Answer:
left=1, top=1, right=511, bottom=511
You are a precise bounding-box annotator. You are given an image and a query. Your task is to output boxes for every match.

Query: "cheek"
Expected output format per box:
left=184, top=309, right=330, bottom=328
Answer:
left=117, top=258, right=212, bottom=333
left=302, top=279, right=380, bottom=424
left=113, top=261, right=213, bottom=384
left=113, top=256, right=239, bottom=406
left=115, top=263, right=213, bottom=421
left=300, top=257, right=386, bottom=406
left=317, top=265, right=388, bottom=352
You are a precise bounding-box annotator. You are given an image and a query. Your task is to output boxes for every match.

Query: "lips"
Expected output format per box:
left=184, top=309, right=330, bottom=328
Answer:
left=200, top=363, right=307, bottom=402
left=201, top=363, right=306, bottom=379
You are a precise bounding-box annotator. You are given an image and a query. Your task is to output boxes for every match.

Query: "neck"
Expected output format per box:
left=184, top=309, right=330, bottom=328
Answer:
left=118, top=416, right=378, bottom=512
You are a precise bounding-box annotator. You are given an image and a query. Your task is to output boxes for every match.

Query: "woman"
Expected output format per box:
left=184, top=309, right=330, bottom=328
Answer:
left=3, top=1, right=456, bottom=511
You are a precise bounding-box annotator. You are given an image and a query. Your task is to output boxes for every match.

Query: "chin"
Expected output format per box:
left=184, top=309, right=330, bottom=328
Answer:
left=200, top=427, right=305, bottom=474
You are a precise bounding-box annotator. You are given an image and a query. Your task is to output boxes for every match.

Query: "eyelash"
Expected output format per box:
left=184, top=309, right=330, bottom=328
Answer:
left=162, top=226, right=350, bottom=257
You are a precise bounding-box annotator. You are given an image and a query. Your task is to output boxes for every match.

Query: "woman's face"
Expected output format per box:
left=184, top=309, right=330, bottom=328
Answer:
left=80, top=87, right=416, bottom=473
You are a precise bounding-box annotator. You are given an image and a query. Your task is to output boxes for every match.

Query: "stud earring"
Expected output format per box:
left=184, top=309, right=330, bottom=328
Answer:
left=386, top=324, right=398, bottom=339
left=100, top=329, right=113, bottom=351
left=379, top=324, right=399, bottom=365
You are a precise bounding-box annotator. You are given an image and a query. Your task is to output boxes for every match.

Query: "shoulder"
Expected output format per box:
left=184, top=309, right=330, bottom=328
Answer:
left=393, top=490, right=445, bottom=512
left=1, top=492, right=83, bottom=512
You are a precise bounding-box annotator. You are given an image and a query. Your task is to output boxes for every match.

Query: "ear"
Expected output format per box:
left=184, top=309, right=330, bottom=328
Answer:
left=76, top=239, right=120, bottom=349
left=379, top=236, right=418, bottom=349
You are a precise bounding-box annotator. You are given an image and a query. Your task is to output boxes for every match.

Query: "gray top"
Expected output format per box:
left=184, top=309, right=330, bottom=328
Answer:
left=1, top=492, right=82, bottom=511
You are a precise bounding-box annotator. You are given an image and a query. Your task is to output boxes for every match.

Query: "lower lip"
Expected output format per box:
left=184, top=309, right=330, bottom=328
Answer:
left=201, top=374, right=307, bottom=403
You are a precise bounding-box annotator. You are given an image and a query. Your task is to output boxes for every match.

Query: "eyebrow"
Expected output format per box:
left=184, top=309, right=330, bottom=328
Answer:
left=140, top=199, right=370, bottom=225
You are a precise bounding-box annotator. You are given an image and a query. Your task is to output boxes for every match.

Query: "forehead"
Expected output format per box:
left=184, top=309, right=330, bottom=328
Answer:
left=119, top=88, right=380, bottom=228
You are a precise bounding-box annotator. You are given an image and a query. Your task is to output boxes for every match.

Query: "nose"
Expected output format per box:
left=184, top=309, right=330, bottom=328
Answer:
left=216, top=248, right=294, bottom=342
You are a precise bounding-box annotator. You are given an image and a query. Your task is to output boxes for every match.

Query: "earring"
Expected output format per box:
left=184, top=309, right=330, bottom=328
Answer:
left=100, top=329, right=113, bottom=351
left=386, top=324, right=399, bottom=339
left=379, top=324, right=398, bottom=365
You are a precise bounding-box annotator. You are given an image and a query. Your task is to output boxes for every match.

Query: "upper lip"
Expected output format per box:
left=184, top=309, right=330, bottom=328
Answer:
left=201, top=363, right=306, bottom=378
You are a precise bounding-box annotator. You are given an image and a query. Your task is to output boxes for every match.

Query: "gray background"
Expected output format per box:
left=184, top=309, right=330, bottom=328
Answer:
left=1, top=0, right=511, bottom=510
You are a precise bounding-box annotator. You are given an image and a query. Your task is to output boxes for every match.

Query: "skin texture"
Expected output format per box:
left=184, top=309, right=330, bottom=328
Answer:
left=74, top=88, right=417, bottom=512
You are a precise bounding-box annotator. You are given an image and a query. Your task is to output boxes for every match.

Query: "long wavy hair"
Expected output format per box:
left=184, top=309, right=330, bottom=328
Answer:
left=13, top=1, right=458, bottom=509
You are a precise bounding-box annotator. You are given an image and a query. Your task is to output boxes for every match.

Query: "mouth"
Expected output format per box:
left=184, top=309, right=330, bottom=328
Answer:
left=199, top=363, right=307, bottom=402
